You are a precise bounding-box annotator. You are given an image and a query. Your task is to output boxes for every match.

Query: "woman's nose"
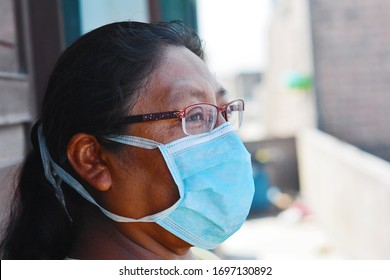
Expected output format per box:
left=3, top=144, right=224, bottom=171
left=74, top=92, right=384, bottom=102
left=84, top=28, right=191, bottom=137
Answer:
left=215, top=111, right=227, bottom=128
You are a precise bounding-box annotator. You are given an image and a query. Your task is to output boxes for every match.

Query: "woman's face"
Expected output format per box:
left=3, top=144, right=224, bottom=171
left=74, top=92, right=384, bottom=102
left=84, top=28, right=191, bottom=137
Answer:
left=99, top=45, right=228, bottom=246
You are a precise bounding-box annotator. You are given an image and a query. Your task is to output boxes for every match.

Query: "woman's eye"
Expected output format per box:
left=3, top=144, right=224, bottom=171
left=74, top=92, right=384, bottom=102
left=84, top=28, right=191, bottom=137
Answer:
left=187, top=113, right=204, bottom=122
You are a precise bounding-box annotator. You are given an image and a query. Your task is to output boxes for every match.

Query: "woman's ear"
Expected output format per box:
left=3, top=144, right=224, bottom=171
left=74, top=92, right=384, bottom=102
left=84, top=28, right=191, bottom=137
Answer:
left=67, top=133, right=112, bottom=192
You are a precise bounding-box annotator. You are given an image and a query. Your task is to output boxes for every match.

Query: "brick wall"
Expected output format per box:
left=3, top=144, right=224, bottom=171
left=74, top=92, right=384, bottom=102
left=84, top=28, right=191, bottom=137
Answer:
left=310, top=0, right=390, bottom=161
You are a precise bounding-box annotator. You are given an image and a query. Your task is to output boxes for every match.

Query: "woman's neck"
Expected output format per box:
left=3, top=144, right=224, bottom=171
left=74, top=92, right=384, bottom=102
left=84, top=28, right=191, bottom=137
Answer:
left=68, top=208, right=194, bottom=260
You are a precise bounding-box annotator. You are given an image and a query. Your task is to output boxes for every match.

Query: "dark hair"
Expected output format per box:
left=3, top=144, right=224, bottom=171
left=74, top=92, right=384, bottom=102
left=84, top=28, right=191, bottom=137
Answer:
left=0, top=21, right=204, bottom=259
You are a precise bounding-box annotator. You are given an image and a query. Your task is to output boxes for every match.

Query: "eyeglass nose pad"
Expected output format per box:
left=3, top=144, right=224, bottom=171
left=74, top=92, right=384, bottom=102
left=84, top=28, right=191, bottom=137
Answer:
left=215, top=110, right=227, bottom=128
left=221, top=111, right=227, bottom=121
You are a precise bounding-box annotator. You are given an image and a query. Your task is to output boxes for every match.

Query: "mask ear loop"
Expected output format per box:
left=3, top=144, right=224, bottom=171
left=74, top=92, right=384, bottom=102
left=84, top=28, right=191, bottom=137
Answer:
left=37, top=124, right=175, bottom=223
left=37, top=124, right=72, bottom=221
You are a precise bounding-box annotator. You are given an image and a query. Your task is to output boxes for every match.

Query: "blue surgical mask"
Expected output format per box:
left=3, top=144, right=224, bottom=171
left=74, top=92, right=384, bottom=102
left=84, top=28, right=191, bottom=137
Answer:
left=38, top=123, right=255, bottom=249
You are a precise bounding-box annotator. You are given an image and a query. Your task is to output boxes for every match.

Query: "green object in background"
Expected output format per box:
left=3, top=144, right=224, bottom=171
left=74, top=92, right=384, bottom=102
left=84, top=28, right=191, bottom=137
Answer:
left=160, top=0, right=198, bottom=32
left=286, top=72, right=312, bottom=91
left=255, top=149, right=271, bottom=164
left=61, top=0, right=81, bottom=47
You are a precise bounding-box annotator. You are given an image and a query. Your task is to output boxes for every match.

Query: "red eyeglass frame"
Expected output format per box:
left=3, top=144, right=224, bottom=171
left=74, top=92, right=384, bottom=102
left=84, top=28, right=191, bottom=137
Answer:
left=118, top=99, right=244, bottom=125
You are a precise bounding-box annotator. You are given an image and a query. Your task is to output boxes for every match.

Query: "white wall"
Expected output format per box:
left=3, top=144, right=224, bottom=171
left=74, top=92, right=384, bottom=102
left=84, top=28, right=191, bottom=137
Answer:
left=297, top=129, right=390, bottom=259
left=256, top=0, right=316, bottom=139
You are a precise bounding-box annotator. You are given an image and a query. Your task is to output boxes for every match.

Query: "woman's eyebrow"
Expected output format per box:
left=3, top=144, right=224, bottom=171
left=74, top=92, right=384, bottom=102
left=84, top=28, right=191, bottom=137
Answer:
left=217, top=87, right=228, bottom=98
left=187, top=87, right=227, bottom=97
left=189, top=89, right=207, bottom=97
left=168, top=86, right=228, bottom=108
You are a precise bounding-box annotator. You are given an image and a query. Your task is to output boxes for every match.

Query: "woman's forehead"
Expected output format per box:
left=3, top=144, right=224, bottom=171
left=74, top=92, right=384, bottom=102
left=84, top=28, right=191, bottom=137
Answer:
left=157, top=46, right=218, bottom=88
left=132, top=46, right=223, bottom=113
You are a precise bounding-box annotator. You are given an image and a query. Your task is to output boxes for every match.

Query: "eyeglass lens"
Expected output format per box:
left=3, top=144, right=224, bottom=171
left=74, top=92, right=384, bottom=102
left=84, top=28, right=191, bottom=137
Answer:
left=182, top=100, right=243, bottom=135
left=226, top=101, right=244, bottom=130
left=183, top=104, right=217, bottom=135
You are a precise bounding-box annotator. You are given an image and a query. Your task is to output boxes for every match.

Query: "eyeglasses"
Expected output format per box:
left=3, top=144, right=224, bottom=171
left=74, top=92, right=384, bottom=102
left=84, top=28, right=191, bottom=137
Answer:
left=118, top=99, right=245, bottom=135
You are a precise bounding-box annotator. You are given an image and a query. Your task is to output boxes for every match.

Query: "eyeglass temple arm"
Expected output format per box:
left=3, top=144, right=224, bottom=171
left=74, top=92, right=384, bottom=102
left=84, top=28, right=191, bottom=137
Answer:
left=118, top=111, right=181, bottom=125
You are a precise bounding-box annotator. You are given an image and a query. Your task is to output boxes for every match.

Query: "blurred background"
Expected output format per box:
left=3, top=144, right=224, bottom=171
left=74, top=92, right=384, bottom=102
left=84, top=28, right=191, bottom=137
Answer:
left=1, top=0, right=390, bottom=259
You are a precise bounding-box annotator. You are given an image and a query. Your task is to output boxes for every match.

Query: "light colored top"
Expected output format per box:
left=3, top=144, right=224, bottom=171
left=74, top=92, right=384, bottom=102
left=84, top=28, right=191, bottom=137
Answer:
left=65, top=247, right=220, bottom=260
left=191, top=247, right=220, bottom=260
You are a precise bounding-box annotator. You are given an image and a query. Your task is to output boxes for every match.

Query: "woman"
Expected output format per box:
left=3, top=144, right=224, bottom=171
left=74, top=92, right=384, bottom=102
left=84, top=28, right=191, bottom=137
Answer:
left=0, top=21, right=254, bottom=259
